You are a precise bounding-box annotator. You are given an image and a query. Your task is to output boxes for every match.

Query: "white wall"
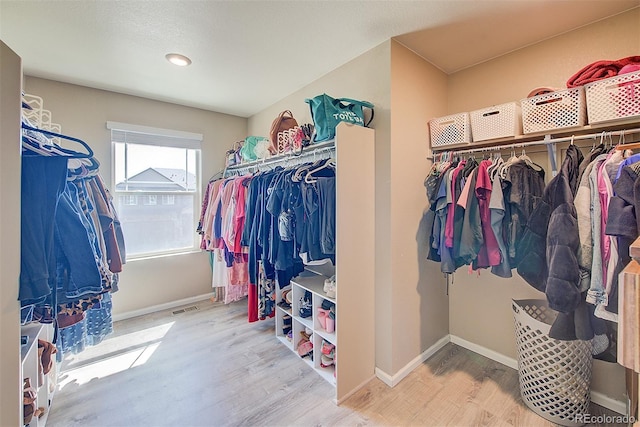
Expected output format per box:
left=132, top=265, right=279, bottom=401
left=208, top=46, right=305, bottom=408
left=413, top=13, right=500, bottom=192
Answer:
left=0, top=40, right=23, bottom=427
left=23, top=77, right=248, bottom=316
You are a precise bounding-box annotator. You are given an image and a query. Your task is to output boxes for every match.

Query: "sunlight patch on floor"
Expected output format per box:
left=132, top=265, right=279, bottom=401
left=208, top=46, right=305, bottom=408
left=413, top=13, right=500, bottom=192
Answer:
left=57, top=321, right=174, bottom=389
left=63, top=321, right=175, bottom=368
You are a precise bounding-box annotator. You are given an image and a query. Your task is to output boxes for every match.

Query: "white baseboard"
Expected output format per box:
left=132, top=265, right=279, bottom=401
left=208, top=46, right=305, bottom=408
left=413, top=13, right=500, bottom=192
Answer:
left=591, top=391, right=628, bottom=416
left=449, top=335, right=518, bottom=370
left=375, top=335, right=450, bottom=387
left=112, top=293, right=215, bottom=322
left=450, top=335, right=628, bottom=415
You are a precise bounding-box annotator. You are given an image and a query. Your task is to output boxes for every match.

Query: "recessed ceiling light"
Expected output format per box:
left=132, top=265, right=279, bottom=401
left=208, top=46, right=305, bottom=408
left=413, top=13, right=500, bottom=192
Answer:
left=165, top=53, right=192, bottom=67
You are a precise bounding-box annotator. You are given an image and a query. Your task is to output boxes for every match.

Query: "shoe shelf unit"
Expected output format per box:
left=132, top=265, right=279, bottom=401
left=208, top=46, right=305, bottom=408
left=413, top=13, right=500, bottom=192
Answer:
left=276, top=271, right=337, bottom=385
left=274, top=123, right=375, bottom=404
left=21, top=323, right=55, bottom=427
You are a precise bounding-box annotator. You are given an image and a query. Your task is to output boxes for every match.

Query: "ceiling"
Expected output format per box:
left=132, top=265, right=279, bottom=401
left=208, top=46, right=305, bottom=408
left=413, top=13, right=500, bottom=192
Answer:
left=1, top=1, right=638, bottom=118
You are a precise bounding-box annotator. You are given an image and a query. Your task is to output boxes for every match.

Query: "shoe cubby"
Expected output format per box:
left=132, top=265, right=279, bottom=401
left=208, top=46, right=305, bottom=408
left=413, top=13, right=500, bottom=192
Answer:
left=275, top=285, right=293, bottom=348
left=292, top=319, right=314, bottom=369
left=291, top=284, right=313, bottom=331
left=274, top=269, right=338, bottom=387
left=314, top=296, right=336, bottom=343
left=314, top=332, right=336, bottom=385
left=21, top=322, right=55, bottom=427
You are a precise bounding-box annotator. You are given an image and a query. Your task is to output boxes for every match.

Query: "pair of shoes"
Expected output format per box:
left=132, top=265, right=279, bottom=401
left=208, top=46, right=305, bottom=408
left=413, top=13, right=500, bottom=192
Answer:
left=278, top=288, right=293, bottom=309
left=321, top=339, right=335, bottom=356
left=24, top=378, right=37, bottom=425
left=317, top=300, right=336, bottom=333
left=297, top=332, right=313, bottom=358
left=320, top=341, right=336, bottom=368
left=282, top=314, right=292, bottom=335
left=38, top=339, right=57, bottom=375
left=299, top=291, right=312, bottom=318
left=324, top=275, right=336, bottom=298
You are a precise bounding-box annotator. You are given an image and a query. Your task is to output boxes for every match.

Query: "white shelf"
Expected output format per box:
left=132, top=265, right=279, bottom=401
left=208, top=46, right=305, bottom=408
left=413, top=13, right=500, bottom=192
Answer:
left=316, top=364, right=337, bottom=386
left=314, top=327, right=336, bottom=344
left=276, top=304, right=291, bottom=317
left=293, top=314, right=313, bottom=331
left=291, top=274, right=335, bottom=303
left=276, top=334, right=292, bottom=349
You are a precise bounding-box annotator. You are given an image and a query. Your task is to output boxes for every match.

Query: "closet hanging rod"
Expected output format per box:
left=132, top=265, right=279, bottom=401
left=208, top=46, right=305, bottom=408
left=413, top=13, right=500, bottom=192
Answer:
left=428, top=126, right=640, bottom=158
left=224, top=140, right=335, bottom=173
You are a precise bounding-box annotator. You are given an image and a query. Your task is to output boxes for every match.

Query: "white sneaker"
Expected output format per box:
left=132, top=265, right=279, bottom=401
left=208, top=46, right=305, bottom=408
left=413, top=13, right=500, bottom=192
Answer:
left=326, top=281, right=336, bottom=298
left=323, top=275, right=336, bottom=293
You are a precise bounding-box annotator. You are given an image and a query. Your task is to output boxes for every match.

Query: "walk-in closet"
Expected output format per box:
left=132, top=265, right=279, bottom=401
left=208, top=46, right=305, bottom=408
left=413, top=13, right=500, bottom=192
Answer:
left=2, top=2, right=640, bottom=426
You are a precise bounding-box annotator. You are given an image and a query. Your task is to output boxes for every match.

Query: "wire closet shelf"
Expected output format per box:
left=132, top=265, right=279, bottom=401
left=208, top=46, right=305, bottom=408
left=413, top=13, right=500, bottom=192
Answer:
left=428, top=126, right=640, bottom=160
left=223, top=140, right=335, bottom=177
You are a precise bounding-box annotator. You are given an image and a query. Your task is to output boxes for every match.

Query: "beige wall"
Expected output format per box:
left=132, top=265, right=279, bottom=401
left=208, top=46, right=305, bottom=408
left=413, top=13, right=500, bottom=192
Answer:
left=24, top=77, right=248, bottom=316
left=389, top=41, right=450, bottom=373
left=247, top=41, right=404, bottom=373
left=448, top=8, right=640, bottom=113
left=0, top=40, right=23, bottom=427
left=445, top=8, right=640, bottom=403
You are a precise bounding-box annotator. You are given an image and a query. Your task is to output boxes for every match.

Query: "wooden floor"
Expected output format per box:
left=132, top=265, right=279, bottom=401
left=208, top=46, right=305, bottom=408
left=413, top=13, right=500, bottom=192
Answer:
left=46, top=298, right=628, bottom=427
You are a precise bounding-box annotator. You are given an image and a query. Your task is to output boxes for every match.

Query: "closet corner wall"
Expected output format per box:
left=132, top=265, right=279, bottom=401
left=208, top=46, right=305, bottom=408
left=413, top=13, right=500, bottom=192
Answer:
left=0, top=40, right=24, bottom=427
left=438, top=7, right=639, bottom=409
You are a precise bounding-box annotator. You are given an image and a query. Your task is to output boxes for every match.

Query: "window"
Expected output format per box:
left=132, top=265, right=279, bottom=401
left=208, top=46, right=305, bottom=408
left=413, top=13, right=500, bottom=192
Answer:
left=144, top=195, right=157, bottom=206
left=109, top=122, right=202, bottom=259
left=122, top=195, right=138, bottom=205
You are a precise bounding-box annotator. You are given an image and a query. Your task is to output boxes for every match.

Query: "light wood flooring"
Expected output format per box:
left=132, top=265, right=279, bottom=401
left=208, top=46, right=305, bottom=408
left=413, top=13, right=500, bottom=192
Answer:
left=46, top=298, right=629, bottom=427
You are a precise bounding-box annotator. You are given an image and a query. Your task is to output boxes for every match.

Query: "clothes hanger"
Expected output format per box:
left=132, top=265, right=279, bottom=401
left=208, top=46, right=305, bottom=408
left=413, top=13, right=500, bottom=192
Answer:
left=292, top=162, right=315, bottom=182
left=517, top=147, right=543, bottom=172
left=208, top=169, right=225, bottom=182
left=614, top=130, right=640, bottom=151
left=488, top=151, right=504, bottom=180
left=304, top=158, right=335, bottom=183
left=21, top=123, right=93, bottom=158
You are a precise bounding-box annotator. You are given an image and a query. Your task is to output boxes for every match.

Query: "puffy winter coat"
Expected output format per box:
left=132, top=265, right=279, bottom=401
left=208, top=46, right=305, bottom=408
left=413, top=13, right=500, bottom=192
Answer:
left=517, top=145, right=586, bottom=315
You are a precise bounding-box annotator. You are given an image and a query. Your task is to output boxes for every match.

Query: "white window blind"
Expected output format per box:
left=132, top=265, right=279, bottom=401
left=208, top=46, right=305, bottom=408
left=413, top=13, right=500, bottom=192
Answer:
left=107, top=121, right=202, bottom=149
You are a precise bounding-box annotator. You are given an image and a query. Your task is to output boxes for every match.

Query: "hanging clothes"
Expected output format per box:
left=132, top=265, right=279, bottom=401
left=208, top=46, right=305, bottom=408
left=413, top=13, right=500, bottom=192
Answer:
left=424, top=152, right=545, bottom=277
left=19, top=112, right=125, bottom=361
left=517, top=144, right=589, bottom=341
left=198, top=156, right=335, bottom=322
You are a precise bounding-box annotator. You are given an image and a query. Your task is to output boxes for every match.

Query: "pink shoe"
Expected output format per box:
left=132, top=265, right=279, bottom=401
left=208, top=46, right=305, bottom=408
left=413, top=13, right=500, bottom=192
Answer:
left=317, top=308, right=329, bottom=329
left=325, top=316, right=335, bottom=333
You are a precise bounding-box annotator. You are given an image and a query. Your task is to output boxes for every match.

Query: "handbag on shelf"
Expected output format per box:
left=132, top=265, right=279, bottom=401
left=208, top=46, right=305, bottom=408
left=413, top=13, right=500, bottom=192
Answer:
left=225, top=140, right=243, bottom=167
left=305, top=94, right=374, bottom=142
left=240, top=136, right=269, bottom=162
left=269, top=110, right=299, bottom=154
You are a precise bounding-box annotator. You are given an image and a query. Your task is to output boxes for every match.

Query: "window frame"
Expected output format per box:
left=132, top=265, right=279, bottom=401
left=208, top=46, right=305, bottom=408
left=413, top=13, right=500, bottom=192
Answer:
left=109, top=122, right=203, bottom=260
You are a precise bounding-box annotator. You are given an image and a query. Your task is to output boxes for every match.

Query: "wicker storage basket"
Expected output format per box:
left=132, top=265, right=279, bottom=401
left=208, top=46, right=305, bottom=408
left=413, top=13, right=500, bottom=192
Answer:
left=470, top=102, right=522, bottom=142
left=521, top=87, right=586, bottom=134
left=512, top=299, right=592, bottom=427
left=429, top=112, right=471, bottom=149
left=585, top=70, right=640, bottom=124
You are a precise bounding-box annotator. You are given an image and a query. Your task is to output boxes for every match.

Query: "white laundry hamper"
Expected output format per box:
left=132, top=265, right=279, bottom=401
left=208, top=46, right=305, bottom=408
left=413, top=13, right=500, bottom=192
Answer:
left=512, top=299, right=593, bottom=427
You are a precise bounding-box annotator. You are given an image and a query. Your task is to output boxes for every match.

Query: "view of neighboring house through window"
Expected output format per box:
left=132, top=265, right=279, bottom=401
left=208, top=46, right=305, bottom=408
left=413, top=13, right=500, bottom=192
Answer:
left=109, top=122, right=202, bottom=259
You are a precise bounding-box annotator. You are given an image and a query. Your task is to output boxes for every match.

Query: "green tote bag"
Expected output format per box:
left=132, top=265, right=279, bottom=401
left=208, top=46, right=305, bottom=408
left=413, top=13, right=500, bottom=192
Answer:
left=305, top=94, right=374, bottom=142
